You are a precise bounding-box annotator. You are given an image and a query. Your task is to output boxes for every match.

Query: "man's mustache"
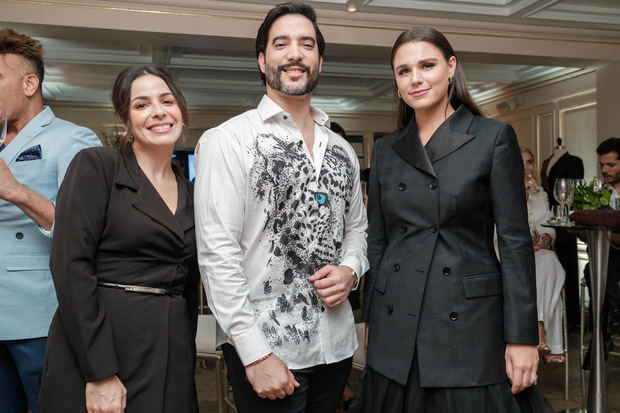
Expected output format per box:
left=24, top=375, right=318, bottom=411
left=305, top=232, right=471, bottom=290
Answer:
left=277, top=62, right=311, bottom=73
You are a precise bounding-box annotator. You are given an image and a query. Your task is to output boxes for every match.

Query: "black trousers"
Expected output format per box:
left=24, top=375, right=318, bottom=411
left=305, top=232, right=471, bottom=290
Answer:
left=222, top=343, right=352, bottom=413
left=556, top=231, right=580, bottom=325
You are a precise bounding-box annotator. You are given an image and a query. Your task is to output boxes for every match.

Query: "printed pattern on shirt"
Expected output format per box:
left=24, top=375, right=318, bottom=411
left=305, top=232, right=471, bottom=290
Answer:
left=248, top=133, right=353, bottom=359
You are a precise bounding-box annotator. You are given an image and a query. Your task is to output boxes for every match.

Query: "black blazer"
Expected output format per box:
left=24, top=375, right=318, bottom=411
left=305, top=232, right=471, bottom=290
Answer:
left=541, top=152, right=584, bottom=207
left=39, top=147, right=197, bottom=412
left=363, top=105, right=537, bottom=387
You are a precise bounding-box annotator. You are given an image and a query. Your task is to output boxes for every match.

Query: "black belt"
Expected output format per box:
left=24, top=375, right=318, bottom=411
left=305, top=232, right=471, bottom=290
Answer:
left=97, top=281, right=182, bottom=296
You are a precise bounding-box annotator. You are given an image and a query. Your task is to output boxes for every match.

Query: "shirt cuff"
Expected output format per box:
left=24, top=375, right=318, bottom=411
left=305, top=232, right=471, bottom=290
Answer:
left=38, top=221, right=54, bottom=238
left=232, top=325, right=272, bottom=366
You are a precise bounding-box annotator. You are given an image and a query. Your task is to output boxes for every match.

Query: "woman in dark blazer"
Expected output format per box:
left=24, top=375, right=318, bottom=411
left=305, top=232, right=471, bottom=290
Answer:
left=38, top=65, right=197, bottom=413
left=361, top=28, right=553, bottom=413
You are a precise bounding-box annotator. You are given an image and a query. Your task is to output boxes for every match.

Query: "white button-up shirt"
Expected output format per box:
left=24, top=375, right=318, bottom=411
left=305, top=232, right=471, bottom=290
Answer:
left=194, top=95, right=369, bottom=369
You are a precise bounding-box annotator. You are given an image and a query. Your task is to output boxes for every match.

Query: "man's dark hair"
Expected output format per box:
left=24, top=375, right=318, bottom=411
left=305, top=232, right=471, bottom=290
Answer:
left=596, top=137, right=620, bottom=159
left=0, top=28, right=45, bottom=92
left=255, top=2, right=325, bottom=85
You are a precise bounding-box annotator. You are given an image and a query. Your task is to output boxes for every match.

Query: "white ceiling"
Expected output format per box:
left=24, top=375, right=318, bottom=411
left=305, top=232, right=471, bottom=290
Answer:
left=3, top=0, right=618, bottom=112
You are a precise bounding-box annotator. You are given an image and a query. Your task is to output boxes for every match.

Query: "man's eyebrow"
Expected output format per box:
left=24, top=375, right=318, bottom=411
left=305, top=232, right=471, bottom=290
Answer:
left=272, top=35, right=290, bottom=44
left=300, top=36, right=315, bottom=43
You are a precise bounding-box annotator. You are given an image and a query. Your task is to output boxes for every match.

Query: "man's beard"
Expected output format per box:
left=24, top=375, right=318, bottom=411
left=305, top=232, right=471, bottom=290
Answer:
left=265, top=61, right=320, bottom=96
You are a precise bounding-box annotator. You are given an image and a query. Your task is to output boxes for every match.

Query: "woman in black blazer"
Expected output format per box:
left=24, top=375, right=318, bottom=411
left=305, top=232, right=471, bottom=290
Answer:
left=361, top=28, right=553, bottom=413
left=39, top=65, right=197, bottom=413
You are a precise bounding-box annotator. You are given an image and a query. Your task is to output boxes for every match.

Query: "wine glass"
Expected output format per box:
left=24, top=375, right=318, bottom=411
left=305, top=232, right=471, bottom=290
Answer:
left=573, top=178, right=586, bottom=189
left=554, top=178, right=574, bottom=224
left=0, top=109, right=6, bottom=147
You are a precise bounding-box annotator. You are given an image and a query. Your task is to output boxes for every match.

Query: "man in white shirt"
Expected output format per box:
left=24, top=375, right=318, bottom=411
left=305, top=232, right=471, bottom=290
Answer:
left=193, top=2, right=368, bottom=412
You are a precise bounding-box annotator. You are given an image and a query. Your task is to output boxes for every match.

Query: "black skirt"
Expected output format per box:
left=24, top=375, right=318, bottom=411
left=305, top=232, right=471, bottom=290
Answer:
left=361, top=354, right=555, bottom=413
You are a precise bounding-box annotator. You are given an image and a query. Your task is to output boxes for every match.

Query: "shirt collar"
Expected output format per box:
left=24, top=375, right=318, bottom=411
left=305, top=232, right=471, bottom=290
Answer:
left=257, top=95, right=330, bottom=127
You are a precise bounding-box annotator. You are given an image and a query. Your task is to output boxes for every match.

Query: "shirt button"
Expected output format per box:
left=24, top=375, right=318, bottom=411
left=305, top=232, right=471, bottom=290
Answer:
left=449, top=312, right=458, bottom=321
left=393, top=263, right=400, bottom=272
left=442, top=267, right=451, bottom=276
left=430, top=225, right=437, bottom=233
left=15, top=232, right=23, bottom=240
left=321, top=306, right=325, bottom=312
left=398, top=182, right=407, bottom=191
left=387, top=305, right=394, bottom=314
left=401, top=223, right=408, bottom=233
left=429, top=181, right=437, bottom=190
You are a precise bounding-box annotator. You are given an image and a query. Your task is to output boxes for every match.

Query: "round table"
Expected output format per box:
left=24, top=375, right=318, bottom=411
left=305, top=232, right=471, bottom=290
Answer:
left=543, top=222, right=618, bottom=413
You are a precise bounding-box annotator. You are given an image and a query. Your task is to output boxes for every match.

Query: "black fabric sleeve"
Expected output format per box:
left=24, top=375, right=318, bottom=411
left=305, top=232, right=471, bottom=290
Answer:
left=49, top=148, right=120, bottom=382
left=489, top=124, right=538, bottom=345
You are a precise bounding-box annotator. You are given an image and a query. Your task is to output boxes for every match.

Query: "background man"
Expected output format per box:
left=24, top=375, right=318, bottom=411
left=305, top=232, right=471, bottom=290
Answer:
left=194, top=3, right=368, bottom=412
left=581, top=137, right=620, bottom=368
left=0, top=28, right=101, bottom=412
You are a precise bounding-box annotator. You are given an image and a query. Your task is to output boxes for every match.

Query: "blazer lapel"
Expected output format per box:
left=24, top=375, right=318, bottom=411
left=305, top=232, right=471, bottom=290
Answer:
left=0, top=107, right=53, bottom=164
left=392, top=118, right=436, bottom=177
left=116, top=149, right=184, bottom=241
left=425, top=105, right=475, bottom=164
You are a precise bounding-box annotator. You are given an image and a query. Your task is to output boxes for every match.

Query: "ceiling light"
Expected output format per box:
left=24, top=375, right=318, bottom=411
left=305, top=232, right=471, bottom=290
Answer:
left=347, top=2, right=357, bottom=12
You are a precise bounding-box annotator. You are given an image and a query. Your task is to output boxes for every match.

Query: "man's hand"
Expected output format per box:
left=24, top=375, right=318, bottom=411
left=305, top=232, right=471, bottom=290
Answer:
left=505, top=343, right=538, bottom=394
left=308, top=265, right=355, bottom=308
left=85, top=375, right=127, bottom=413
left=0, top=159, right=22, bottom=202
left=245, top=354, right=299, bottom=399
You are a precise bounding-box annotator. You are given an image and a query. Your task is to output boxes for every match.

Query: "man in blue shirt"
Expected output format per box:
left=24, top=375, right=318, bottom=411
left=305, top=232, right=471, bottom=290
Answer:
left=0, top=28, right=101, bottom=412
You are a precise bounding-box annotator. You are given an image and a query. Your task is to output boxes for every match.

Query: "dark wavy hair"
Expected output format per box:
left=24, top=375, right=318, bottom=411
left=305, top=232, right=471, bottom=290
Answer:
left=255, top=2, right=325, bottom=85
left=390, top=27, right=482, bottom=129
left=596, top=137, right=620, bottom=159
left=111, top=64, right=188, bottom=157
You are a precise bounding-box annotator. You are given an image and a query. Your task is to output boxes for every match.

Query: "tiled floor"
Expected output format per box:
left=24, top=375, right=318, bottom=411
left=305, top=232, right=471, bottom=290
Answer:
left=196, top=331, right=620, bottom=412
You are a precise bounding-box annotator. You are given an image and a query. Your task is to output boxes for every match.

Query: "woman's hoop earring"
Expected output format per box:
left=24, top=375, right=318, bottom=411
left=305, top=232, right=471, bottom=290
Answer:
left=397, top=90, right=402, bottom=99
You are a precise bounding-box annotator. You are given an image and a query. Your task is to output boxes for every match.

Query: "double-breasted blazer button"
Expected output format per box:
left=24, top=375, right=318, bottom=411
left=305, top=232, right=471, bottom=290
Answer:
left=393, top=263, right=400, bottom=272
left=401, top=223, right=408, bottom=233
left=15, top=232, right=23, bottom=240
left=387, top=305, right=394, bottom=314
left=449, top=312, right=458, bottom=321
left=428, top=181, right=437, bottom=190
left=442, top=267, right=451, bottom=276
left=398, top=182, right=407, bottom=191
left=430, top=225, right=437, bottom=233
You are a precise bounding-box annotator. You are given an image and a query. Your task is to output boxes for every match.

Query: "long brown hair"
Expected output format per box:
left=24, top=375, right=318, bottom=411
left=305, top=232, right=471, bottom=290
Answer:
left=390, top=27, right=482, bottom=129
left=112, top=64, right=188, bottom=157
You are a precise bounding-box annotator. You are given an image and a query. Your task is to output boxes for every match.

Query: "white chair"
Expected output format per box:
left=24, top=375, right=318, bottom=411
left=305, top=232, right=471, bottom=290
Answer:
left=196, top=314, right=230, bottom=413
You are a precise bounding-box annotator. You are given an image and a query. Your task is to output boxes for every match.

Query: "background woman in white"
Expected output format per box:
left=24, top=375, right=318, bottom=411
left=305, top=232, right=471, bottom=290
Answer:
left=522, top=147, right=566, bottom=363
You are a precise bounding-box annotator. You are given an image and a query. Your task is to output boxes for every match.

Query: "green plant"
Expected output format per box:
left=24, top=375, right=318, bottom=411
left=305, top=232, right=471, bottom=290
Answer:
left=573, top=178, right=612, bottom=210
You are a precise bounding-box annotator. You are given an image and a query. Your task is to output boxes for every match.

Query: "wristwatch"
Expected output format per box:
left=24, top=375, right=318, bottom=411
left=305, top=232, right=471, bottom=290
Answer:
left=350, top=267, right=359, bottom=289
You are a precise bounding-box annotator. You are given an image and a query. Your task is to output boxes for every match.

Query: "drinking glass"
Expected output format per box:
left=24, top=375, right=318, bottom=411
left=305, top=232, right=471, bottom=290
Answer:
left=0, top=109, right=6, bottom=147
left=554, top=178, right=574, bottom=224
left=552, top=204, right=568, bottom=225
left=573, top=178, right=586, bottom=189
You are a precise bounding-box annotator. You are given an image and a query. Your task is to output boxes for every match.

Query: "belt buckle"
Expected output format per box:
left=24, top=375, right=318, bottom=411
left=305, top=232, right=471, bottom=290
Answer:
left=124, top=285, right=166, bottom=295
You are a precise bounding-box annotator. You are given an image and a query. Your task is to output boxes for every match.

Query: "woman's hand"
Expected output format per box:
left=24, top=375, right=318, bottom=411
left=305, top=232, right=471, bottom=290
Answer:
left=505, top=343, right=538, bottom=394
left=85, top=375, right=127, bottom=413
left=533, top=233, right=552, bottom=251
